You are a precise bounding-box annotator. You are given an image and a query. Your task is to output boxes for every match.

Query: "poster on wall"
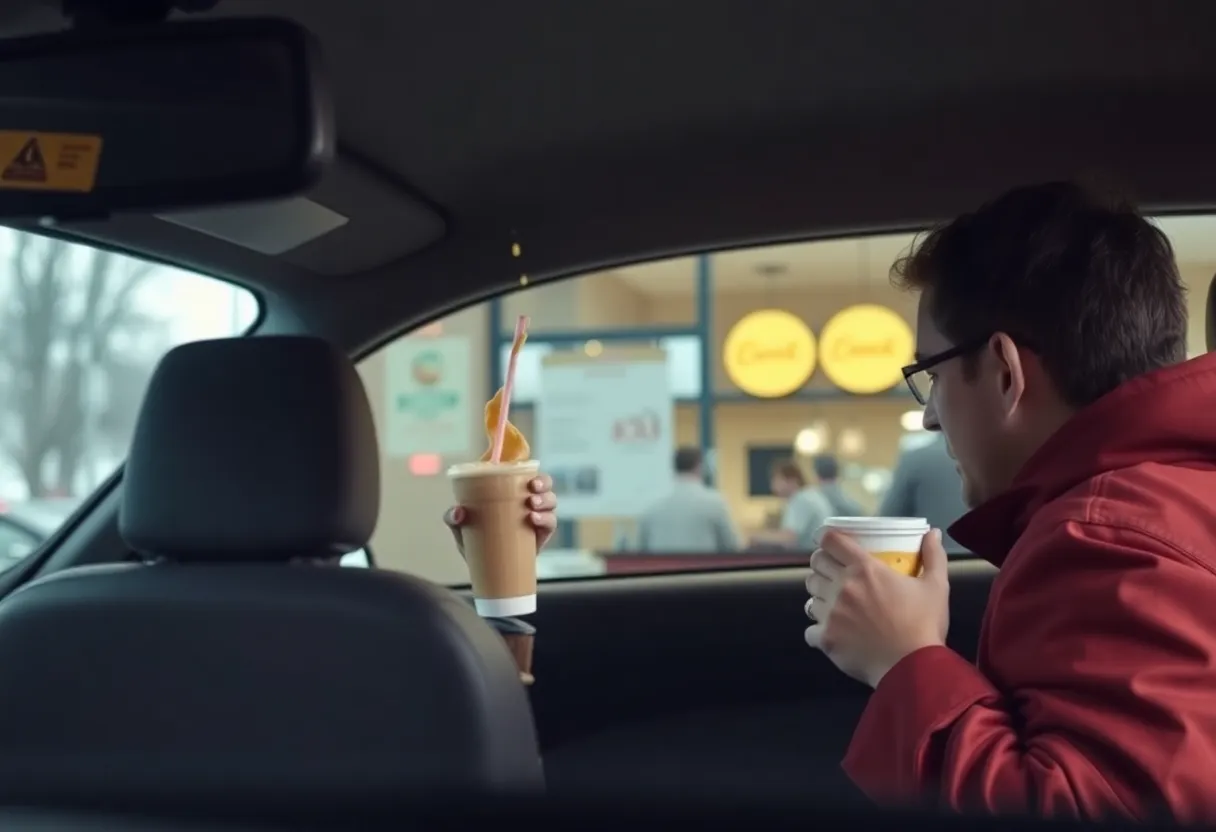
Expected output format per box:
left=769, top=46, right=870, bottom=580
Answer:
left=383, top=336, right=473, bottom=457
left=537, top=347, right=674, bottom=518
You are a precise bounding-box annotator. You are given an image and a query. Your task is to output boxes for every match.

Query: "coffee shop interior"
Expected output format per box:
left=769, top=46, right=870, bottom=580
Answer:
left=358, top=217, right=1216, bottom=583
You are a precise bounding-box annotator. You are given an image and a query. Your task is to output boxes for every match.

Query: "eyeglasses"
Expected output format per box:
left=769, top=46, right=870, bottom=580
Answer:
left=902, top=333, right=1037, bottom=406
left=900, top=338, right=989, bottom=406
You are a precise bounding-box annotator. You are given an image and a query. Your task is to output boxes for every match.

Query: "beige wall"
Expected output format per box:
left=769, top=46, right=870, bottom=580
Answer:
left=358, top=257, right=1215, bottom=585
left=500, top=269, right=695, bottom=331
left=358, top=305, right=490, bottom=584
left=1182, top=265, right=1212, bottom=357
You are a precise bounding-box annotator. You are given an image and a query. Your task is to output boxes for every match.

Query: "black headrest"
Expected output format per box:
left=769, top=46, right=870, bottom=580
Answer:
left=120, top=336, right=379, bottom=562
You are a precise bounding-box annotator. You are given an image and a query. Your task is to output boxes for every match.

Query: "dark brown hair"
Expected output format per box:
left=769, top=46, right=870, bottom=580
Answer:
left=770, top=459, right=805, bottom=487
left=673, top=446, right=703, bottom=474
left=892, top=181, right=1187, bottom=407
left=811, top=454, right=840, bottom=481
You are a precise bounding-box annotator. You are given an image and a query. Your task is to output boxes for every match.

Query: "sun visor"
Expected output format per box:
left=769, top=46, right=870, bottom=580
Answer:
left=153, top=156, right=446, bottom=272
left=275, top=159, right=447, bottom=274
left=157, top=198, right=351, bottom=256
left=44, top=151, right=447, bottom=280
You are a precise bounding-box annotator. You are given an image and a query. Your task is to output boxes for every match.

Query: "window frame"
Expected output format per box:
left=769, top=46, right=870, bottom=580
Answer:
left=0, top=227, right=266, bottom=588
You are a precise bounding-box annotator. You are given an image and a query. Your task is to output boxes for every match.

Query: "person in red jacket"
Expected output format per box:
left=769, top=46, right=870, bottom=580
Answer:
left=803, top=181, right=1216, bottom=821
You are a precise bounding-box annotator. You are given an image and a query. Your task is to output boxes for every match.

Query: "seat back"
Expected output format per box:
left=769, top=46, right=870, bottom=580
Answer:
left=0, top=336, right=542, bottom=806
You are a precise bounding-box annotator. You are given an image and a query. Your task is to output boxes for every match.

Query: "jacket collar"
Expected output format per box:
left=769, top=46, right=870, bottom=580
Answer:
left=949, top=354, right=1216, bottom=565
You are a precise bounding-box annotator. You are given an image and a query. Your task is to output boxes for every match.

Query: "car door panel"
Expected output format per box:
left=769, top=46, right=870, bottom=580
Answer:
left=457, top=560, right=997, bottom=797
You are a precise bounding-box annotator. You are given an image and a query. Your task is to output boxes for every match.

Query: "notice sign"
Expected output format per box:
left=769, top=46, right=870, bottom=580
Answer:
left=537, top=347, right=674, bottom=518
left=0, top=131, right=102, bottom=192
left=383, top=336, right=473, bottom=457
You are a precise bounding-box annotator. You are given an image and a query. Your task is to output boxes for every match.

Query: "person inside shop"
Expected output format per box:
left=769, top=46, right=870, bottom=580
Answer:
left=750, top=459, right=832, bottom=551
left=877, top=432, right=968, bottom=556
left=812, top=453, right=865, bottom=517
left=635, top=446, right=740, bottom=553
left=803, top=180, right=1216, bottom=822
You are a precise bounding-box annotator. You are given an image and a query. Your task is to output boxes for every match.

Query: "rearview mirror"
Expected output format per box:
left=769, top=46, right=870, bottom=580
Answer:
left=0, top=17, right=333, bottom=218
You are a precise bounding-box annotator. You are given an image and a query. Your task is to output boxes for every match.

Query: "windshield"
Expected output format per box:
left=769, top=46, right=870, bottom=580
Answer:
left=0, top=229, right=258, bottom=563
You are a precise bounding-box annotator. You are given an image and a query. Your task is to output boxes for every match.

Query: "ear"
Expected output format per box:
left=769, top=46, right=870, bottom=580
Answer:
left=988, top=332, right=1026, bottom=416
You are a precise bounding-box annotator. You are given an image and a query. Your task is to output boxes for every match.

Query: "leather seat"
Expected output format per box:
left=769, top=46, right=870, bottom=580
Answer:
left=0, top=336, right=542, bottom=807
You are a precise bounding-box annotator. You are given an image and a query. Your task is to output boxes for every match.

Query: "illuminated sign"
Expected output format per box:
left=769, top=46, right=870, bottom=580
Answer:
left=818, top=304, right=915, bottom=394
left=722, top=309, right=817, bottom=398
left=408, top=453, right=443, bottom=476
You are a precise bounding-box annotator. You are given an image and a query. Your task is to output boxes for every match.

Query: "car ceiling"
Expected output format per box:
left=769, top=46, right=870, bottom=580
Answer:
left=4, top=0, right=1216, bottom=353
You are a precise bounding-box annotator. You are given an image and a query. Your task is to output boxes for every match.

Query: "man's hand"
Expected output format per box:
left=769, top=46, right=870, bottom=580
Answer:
left=804, top=528, right=950, bottom=688
left=444, top=473, right=558, bottom=556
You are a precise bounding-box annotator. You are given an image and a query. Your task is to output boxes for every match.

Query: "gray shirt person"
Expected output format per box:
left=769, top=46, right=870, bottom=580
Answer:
left=636, top=447, right=741, bottom=553
left=812, top=453, right=866, bottom=517
left=780, top=485, right=835, bottom=551
left=878, top=433, right=969, bottom=555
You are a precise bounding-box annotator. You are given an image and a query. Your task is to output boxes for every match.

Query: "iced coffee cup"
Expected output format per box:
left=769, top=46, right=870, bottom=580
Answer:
left=448, top=458, right=540, bottom=617
left=486, top=615, right=537, bottom=685
left=820, top=516, right=929, bottom=576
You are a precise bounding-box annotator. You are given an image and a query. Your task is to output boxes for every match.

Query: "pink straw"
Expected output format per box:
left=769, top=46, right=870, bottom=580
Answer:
left=490, top=315, right=529, bottom=463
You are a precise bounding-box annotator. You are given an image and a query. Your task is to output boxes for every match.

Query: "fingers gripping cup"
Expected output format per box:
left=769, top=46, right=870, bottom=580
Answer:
left=448, top=459, right=541, bottom=617
left=821, top=516, right=930, bottom=576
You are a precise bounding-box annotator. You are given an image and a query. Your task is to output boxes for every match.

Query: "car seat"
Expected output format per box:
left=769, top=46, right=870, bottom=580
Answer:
left=0, top=335, right=543, bottom=808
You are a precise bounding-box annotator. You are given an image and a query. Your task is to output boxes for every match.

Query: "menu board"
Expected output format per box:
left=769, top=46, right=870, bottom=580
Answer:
left=536, top=347, right=674, bottom=518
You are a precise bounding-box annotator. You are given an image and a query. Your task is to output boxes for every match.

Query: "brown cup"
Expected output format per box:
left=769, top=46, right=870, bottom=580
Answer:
left=448, top=460, right=540, bottom=617
left=502, top=634, right=535, bottom=685
left=485, top=616, right=537, bottom=685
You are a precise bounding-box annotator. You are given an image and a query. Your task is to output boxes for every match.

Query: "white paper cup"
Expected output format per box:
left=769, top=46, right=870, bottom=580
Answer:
left=819, top=516, right=929, bottom=576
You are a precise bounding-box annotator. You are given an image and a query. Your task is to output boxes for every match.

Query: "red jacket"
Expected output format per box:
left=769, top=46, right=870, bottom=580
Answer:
left=842, top=354, right=1216, bottom=822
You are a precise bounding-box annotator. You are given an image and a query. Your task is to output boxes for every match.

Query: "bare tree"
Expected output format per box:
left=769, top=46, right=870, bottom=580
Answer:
left=0, top=235, right=167, bottom=497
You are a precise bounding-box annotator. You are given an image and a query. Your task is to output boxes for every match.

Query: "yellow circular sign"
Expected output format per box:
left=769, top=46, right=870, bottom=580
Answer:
left=818, top=304, right=916, bottom=394
left=723, top=309, right=817, bottom=398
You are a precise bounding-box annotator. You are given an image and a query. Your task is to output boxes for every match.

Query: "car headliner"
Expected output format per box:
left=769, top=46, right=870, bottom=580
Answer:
left=5, top=0, right=1216, bottom=354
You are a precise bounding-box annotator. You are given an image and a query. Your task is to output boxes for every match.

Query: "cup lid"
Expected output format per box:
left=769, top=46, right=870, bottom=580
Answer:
left=823, top=516, right=930, bottom=533
left=447, top=459, right=540, bottom=478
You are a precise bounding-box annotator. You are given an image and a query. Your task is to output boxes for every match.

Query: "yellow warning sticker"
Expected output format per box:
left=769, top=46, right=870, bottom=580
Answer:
left=0, top=131, right=102, bottom=193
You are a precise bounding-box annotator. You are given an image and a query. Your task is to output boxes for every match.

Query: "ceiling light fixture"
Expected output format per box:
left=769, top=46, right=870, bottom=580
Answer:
left=900, top=409, right=926, bottom=432
left=794, top=427, right=823, bottom=455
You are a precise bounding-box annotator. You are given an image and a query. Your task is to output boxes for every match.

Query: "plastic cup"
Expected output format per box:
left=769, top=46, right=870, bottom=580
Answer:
left=486, top=616, right=537, bottom=686
left=447, top=459, right=540, bottom=617
left=820, top=516, right=929, bottom=576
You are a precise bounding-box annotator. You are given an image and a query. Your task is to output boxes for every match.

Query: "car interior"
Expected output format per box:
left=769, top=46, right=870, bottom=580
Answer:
left=0, top=0, right=1214, bottom=829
